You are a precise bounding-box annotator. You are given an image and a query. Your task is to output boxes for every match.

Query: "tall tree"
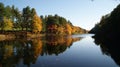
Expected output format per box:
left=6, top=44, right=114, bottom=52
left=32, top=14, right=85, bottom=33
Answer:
left=32, top=14, right=42, bottom=33
left=40, top=15, right=46, bottom=33
left=0, top=3, right=5, bottom=18
left=5, top=5, right=12, bottom=19
left=22, top=6, right=31, bottom=31
left=13, top=8, right=22, bottom=30
left=0, top=3, right=5, bottom=28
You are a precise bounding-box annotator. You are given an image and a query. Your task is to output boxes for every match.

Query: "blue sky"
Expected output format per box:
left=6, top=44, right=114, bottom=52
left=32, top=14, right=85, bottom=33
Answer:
left=0, top=0, right=120, bottom=30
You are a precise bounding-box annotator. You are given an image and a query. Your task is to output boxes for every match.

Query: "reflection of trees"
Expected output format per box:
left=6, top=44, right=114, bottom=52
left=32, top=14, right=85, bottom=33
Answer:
left=32, top=39, right=42, bottom=59
left=93, top=35, right=120, bottom=66
left=43, top=35, right=81, bottom=55
left=0, top=39, right=43, bottom=67
left=0, top=35, right=82, bottom=67
left=3, top=44, right=13, bottom=59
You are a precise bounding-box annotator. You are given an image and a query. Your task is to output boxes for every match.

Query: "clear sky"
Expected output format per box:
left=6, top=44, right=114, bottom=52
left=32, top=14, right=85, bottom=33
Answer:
left=0, top=0, right=120, bottom=30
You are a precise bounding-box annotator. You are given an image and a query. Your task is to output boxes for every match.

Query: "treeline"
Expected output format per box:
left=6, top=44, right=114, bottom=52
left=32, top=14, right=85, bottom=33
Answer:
left=0, top=2, right=86, bottom=35
left=91, top=4, right=120, bottom=65
left=89, top=4, right=120, bottom=38
left=40, top=15, right=87, bottom=34
left=0, top=2, right=42, bottom=33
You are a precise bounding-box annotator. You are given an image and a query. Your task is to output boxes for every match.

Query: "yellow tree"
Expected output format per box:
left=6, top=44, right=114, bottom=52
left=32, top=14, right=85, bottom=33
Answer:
left=72, top=26, right=76, bottom=34
left=57, top=26, right=64, bottom=34
left=65, top=24, right=72, bottom=35
left=2, top=17, right=13, bottom=31
left=32, top=14, right=42, bottom=33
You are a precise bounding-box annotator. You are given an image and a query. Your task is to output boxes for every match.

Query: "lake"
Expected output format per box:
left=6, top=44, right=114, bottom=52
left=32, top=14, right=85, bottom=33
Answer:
left=0, top=34, right=118, bottom=67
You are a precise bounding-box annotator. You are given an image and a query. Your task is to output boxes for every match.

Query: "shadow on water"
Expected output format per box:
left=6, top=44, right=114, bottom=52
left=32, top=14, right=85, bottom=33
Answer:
left=93, top=35, right=120, bottom=66
left=0, top=35, right=82, bottom=67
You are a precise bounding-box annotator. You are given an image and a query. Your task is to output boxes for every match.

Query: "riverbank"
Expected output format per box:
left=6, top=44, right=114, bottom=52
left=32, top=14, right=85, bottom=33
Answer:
left=0, top=33, right=45, bottom=41
left=0, top=31, right=88, bottom=41
left=0, top=34, right=15, bottom=41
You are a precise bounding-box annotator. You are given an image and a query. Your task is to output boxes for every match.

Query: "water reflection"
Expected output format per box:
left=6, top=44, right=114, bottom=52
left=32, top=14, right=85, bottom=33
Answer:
left=93, top=35, right=120, bottom=66
left=0, top=35, right=82, bottom=67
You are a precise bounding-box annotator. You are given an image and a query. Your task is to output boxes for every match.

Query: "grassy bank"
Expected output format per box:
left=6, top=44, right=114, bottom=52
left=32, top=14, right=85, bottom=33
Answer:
left=0, top=34, right=15, bottom=41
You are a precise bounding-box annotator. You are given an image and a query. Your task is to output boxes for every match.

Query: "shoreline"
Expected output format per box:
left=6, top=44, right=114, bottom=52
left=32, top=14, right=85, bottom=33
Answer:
left=0, top=33, right=46, bottom=41
left=0, top=34, right=15, bottom=40
left=0, top=32, right=87, bottom=41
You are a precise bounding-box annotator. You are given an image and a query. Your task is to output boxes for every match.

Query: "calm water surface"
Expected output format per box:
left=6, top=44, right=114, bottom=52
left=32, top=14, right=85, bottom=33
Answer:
left=0, top=34, right=118, bottom=67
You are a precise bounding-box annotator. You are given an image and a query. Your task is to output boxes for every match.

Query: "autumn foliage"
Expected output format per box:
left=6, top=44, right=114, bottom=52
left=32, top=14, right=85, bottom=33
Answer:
left=0, top=2, right=87, bottom=35
left=32, top=14, right=42, bottom=33
left=41, top=15, right=87, bottom=35
left=2, top=17, right=13, bottom=31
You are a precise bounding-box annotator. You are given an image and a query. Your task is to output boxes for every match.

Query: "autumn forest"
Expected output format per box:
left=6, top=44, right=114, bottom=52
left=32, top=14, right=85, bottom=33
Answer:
left=0, top=0, right=120, bottom=67
left=0, top=2, right=87, bottom=38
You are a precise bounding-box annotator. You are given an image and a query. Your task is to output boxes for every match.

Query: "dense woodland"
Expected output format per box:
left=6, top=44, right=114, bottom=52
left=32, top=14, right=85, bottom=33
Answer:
left=0, top=2, right=86, bottom=35
left=89, top=4, right=120, bottom=38
left=89, top=4, right=120, bottom=66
